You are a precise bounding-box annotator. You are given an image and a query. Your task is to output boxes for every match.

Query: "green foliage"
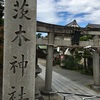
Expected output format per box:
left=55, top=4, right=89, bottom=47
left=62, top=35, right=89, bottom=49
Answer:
left=83, top=50, right=92, bottom=58
left=0, top=1, right=4, bottom=15
left=59, top=47, right=93, bottom=75
left=80, top=67, right=93, bottom=75
left=74, top=49, right=82, bottom=62
left=80, top=35, right=92, bottom=41
left=36, top=33, right=42, bottom=39
left=82, top=50, right=93, bottom=75
left=62, top=56, right=82, bottom=70
left=0, top=18, right=3, bottom=26
left=53, top=57, right=60, bottom=66
left=0, top=0, right=4, bottom=26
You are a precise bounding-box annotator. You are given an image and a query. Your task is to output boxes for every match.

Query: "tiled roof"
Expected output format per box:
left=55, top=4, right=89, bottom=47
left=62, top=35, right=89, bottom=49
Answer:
left=65, top=20, right=80, bottom=27
left=86, top=23, right=100, bottom=28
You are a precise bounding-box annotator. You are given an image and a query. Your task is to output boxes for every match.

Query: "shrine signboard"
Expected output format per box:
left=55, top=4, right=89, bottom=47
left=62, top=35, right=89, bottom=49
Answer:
left=3, top=0, right=36, bottom=99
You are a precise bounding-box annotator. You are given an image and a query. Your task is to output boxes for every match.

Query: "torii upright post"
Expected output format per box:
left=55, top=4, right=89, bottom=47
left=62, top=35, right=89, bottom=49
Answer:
left=3, top=0, right=36, bottom=100
left=44, top=32, right=54, bottom=94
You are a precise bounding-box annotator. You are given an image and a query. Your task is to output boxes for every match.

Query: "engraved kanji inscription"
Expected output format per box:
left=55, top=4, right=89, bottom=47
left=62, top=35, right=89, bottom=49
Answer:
left=10, top=56, right=18, bottom=73
left=11, top=24, right=30, bottom=46
left=10, top=55, right=28, bottom=77
left=18, top=87, right=29, bottom=100
left=8, top=86, right=16, bottom=100
left=19, top=55, right=28, bottom=77
left=8, top=86, right=29, bottom=100
left=13, top=0, right=31, bottom=20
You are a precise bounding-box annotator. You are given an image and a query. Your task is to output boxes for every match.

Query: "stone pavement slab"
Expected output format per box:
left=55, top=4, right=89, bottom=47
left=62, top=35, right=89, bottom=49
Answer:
left=38, top=58, right=93, bottom=86
left=38, top=64, right=100, bottom=100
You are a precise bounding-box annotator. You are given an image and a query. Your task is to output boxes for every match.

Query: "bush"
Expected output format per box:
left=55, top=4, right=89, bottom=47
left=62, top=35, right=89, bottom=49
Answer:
left=80, top=67, right=93, bottom=75
left=62, top=56, right=82, bottom=70
left=53, top=56, right=60, bottom=66
left=80, top=35, right=92, bottom=41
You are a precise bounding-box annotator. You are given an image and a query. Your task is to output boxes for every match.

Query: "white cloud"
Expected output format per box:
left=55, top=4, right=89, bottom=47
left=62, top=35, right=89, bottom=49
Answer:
left=37, top=0, right=100, bottom=26
left=37, top=0, right=62, bottom=24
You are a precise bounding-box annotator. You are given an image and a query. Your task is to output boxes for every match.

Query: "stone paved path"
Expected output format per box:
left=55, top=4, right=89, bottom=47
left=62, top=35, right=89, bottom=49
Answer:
left=38, top=64, right=100, bottom=100
left=38, top=58, right=93, bottom=87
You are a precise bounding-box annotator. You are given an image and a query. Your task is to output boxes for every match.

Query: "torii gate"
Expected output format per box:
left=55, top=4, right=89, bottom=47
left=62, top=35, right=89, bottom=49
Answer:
left=37, top=21, right=100, bottom=93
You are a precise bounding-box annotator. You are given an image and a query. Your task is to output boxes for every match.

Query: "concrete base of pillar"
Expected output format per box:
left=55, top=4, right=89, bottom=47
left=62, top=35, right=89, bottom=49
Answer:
left=35, top=94, right=44, bottom=100
left=92, top=85, right=100, bottom=91
left=41, top=88, right=56, bottom=96
left=35, top=74, right=43, bottom=100
left=35, top=86, right=44, bottom=100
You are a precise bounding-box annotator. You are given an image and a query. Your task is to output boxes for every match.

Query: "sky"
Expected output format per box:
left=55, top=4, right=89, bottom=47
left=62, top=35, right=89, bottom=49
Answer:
left=37, top=0, right=100, bottom=27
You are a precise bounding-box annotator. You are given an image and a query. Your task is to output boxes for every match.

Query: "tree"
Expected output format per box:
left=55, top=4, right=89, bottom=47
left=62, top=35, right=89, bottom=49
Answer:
left=0, top=27, right=3, bottom=67
left=0, top=0, right=4, bottom=67
left=0, top=0, right=4, bottom=25
left=36, top=33, right=42, bottom=39
left=80, top=34, right=92, bottom=41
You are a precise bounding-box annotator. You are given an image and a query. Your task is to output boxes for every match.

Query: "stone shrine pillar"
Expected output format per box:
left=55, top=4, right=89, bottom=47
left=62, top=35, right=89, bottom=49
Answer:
left=93, top=35, right=100, bottom=87
left=44, top=32, right=54, bottom=93
left=3, top=0, right=36, bottom=100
